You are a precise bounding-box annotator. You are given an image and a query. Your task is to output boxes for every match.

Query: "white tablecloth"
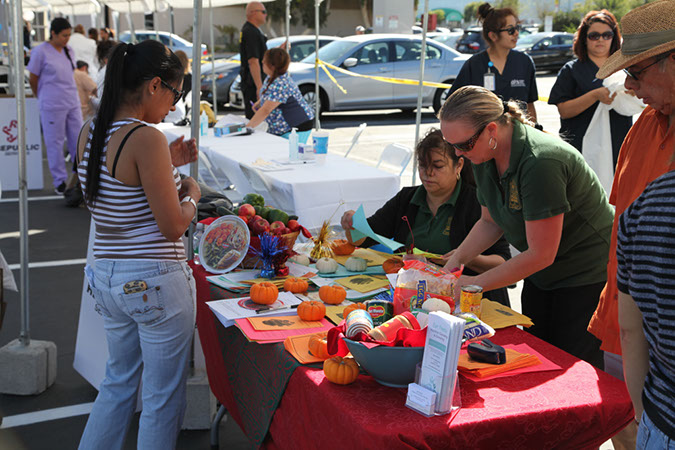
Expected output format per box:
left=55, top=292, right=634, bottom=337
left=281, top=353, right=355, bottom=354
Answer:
left=159, top=125, right=400, bottom=230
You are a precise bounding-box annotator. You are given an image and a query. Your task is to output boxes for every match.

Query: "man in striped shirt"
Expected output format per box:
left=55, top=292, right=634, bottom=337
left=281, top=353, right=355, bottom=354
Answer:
left=617, top=169, right=675, bottom=448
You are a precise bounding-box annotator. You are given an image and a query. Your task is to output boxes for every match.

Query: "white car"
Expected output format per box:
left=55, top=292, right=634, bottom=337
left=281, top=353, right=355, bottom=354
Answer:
left=119, top=30, right=208, bottom=56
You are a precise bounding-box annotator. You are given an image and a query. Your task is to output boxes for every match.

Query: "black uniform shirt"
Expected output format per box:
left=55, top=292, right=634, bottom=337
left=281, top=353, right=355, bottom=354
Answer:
left=448, top=49, right=539, bottom=109
left=239, top=21, right=267, bottom=89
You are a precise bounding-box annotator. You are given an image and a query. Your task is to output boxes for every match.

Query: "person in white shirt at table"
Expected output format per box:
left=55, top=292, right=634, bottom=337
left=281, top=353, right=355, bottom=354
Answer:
left=68, top=24, right=98, bottom=74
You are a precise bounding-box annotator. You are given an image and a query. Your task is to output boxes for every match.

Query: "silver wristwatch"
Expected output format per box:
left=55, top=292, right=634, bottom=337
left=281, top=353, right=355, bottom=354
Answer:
left=180, top=195, right=197, bottom=211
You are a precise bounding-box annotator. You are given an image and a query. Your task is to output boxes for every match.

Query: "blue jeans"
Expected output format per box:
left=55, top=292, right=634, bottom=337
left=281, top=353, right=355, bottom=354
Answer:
left=78, top=260, right=195, bottom=450
left=637, top=411, right=675, bottom=450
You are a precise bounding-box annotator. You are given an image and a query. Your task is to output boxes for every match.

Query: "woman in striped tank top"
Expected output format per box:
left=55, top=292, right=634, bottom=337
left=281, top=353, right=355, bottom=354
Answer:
left=77, top=40, right=201, bottom=450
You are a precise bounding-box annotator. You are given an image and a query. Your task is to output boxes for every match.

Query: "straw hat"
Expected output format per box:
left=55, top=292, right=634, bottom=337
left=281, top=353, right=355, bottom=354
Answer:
left=597, top=0, right=675, bottom=79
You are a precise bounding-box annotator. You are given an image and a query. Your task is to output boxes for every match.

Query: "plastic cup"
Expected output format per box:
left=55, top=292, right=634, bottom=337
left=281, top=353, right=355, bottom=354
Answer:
left=312, top=130, right=329, bottom=165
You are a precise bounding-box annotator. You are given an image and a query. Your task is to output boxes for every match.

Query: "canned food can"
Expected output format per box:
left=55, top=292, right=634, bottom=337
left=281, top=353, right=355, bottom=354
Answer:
left=365, top=299, right=393, bottom=326
left=367, top=311, right=420, bottom=342
left=345, top=309, right=373, bottom=338
left=460, top=285, right=484, bottom=318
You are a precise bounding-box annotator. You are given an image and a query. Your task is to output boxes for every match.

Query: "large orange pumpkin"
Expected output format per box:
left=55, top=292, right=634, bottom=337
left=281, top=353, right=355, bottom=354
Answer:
left=383, top=257, right=405, bottom=274
left=331, top=239, right=356, bottom=256
left=319, top=285, right=347, bottom=305
left=308, top=332, right=330, bottom=359
left=323, top=356, right=359, bottom=385
left=343, top=302, right=366, bottom=318
left=283, top=277, right=309, bottom=293
left=250, top=282, right=279, bottom=305
left=297, top=300, right=326, bottom=321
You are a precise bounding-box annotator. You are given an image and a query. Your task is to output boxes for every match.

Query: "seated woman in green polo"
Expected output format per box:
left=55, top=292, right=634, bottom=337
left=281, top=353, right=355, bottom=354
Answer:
left=340, top=128, right=511, bottom=306
left=441, top=86, right=613, bottom=369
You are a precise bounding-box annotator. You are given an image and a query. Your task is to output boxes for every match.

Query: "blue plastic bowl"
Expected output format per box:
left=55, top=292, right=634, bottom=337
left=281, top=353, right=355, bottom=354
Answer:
left=343, top=338, right=424, bottom=388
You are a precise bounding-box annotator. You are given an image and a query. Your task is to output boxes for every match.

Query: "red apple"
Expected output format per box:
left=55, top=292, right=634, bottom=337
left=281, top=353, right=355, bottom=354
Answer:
left=251, top=218, right=270, bottom=236
left=287, top=219, right=301, bottom=232
left=270, top=221, right=285, bottom=235
left=238, top=215, right=249, bottom=224
left=252, top=215, right=262, bottom=223
left=281, top=227, right=291, bottom=235
left=238, top=203, right=256, bottom=219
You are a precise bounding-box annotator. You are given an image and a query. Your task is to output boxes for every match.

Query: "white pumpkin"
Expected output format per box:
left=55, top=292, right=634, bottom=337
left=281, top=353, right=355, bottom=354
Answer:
left=345, top=256, right=367, bottom=272
left=421, top=297, right=452, bottom=314
left=316, top=257, right=338, bottom=274
left=289, top=254, right=310, bottom=266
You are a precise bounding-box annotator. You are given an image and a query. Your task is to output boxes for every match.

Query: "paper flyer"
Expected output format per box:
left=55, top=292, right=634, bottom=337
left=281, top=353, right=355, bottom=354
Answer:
left=335, top=275, right=391, bottom=293
left=349, top=205, right=404, bottom=252
left=248, top=315, right=324, bottom=331
left=332, top=248, right=391, bottom=267
left=207, top=291, right=302, bottom=327
left=284, top=334, right=326, bottom=364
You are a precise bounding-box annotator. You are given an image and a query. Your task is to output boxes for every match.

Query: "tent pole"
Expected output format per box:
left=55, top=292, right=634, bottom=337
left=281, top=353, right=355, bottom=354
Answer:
left=412, top=0, right=429, bottom=186
left=285, top=0, right=290, bottom=45
left=314, top=0, right=320, bottom=130
left=10, top=0, right=30, bottom=346
left=209, top=0, right=217, bottom=115
left=169, top=6, right=174, bottom=48
left=188, top=0, right=203, bottom=260
left=154, top=0, right=159, bottom=41
left=128, top=1, right=136, bottom=43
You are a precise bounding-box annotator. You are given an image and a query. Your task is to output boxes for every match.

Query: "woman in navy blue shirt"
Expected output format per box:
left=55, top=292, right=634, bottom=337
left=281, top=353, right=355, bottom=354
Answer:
left=548, top=10, right=632, bottom=166
left=448, top=3, right=538, bottom=122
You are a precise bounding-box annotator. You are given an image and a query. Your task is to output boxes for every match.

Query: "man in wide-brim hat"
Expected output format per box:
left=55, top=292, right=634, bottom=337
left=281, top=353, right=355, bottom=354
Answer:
left=588, top=0, right=675, bottom=447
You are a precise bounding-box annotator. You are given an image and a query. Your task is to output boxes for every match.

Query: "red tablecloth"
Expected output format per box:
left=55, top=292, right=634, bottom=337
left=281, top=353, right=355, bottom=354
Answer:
left=190, top=262, right=634, bottom=449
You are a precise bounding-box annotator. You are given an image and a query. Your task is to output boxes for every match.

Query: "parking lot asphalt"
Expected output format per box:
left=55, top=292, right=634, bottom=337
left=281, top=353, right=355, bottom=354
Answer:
left=1, top=74, right=614, bottom=449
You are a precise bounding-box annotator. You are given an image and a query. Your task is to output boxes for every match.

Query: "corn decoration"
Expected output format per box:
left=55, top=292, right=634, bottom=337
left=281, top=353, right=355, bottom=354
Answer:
left=310, top=220, right=334, bottom=260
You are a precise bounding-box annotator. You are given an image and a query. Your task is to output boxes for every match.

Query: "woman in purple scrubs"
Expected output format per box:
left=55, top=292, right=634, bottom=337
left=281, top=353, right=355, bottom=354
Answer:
left=27, top=18, right=83, bottom=194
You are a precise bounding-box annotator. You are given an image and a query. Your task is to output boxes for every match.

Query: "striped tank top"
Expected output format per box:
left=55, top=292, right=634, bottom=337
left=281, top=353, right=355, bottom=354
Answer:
left=77, top=118, right=186, bottom=260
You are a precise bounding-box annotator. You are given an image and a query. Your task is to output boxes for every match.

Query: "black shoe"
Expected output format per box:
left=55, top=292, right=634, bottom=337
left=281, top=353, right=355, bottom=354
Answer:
left=54, top=182, right=66, bottom=195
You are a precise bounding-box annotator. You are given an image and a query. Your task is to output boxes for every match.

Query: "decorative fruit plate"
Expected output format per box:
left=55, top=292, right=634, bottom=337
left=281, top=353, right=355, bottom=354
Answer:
left=199, top=216, right=250, bottom=274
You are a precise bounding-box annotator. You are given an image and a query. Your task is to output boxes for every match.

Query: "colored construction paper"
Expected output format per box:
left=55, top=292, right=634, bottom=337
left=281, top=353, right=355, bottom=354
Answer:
left=284, top=334, right=326, bottom=364
left=235, top=317, right=334, bottom=343
left=349, top=205, right=404, bottom=252
left=248, top=315, right=323, bottom=331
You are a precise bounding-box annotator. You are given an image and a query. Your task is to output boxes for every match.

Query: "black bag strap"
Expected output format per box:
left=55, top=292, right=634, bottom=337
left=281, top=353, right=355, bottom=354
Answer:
left=111, top=124, right=146, bottom=178
left=63, top=46, right=75, bottom=70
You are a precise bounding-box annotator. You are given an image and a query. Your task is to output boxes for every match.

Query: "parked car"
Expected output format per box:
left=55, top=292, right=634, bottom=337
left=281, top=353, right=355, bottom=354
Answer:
left=118, top=30, right=208, bottom=56
left=428, top=32, right=463, bottom=51
left=455, top=26, right=531, bottom=54
left=201, top=35, right=339, bottom=108
left=230, top=34, right=470, bottom=114
left=515, top=32, right=574, bottom=72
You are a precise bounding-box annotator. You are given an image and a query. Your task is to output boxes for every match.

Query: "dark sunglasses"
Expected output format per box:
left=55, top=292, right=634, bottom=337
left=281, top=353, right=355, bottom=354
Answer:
left=587, top=31, right=614, bottom=41
left=445, top=126, right=486, bottom=152
left=160, top=79, right=184, bottom=105
left=498, top=25, right=521, bottom=36
left=623, top=52, right=671, bottom=81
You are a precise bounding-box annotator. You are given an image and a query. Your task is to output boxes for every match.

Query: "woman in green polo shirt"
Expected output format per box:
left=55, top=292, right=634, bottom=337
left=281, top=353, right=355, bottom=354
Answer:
left=440, top=85, right=613, bottom=368
left=340, top=128, right=511, bottom=306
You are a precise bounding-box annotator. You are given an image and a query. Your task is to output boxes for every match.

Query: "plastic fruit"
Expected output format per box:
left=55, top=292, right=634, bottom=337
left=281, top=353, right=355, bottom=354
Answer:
left=297, top=300, right=326, bottom=321
left=250, top=282, right=278, bottom=305
left=323, top=356, right=359, bottom=385
left=319, top=285, right=347, bottom=305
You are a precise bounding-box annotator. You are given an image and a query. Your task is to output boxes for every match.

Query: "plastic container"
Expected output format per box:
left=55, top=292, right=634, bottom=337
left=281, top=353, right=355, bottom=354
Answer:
left=288, top=128, right=299, bottom=161
left=198, top=216, right=250, bottom=273
left=200, top=110, right=208, bottom=136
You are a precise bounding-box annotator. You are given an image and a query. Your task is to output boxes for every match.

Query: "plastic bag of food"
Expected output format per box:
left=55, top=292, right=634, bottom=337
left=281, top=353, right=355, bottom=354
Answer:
left=392, top=260, right=461, bottom=315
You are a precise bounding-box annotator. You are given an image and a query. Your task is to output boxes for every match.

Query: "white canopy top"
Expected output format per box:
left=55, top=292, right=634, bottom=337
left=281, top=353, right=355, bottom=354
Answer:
left=24, top=0, right=272, bottom=14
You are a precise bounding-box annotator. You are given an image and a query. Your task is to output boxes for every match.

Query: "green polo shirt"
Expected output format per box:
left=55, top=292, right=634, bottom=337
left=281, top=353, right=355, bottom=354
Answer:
left=407, top=180, right=462, bottom=255
left=473, top=121, right=613, bottom=290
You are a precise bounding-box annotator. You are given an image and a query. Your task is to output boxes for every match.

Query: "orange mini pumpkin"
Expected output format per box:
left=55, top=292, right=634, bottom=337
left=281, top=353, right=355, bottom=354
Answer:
left=383, top=257, right=405, bottom=274
left=343, top=302, right=366, bottom=318
left=331, top=239, right=356, bottom=256
left=308, top=332, right=330, bottom=359
left=323, top=356, right=359, bottom=385
left=297, top=300, right=326, bottom=321
left=249, top=282, right=279, bottom=305
left=319, top=285, right=347, bottom=305
left=283, top=277, right=309, bottom=294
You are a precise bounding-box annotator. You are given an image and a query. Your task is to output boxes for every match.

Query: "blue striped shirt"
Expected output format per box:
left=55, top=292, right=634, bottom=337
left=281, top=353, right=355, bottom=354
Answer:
left=617, top=169, right=675, bottom=439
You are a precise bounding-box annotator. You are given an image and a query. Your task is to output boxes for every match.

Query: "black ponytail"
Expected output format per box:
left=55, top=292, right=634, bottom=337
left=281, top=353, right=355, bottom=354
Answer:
left=84, top=40, right=183, bottom=205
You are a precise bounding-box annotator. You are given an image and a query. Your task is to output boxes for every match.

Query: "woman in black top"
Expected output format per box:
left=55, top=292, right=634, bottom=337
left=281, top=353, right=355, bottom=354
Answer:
left=340, top=129, right=511, bottom=306
left=448, top=3, right=538, bottom=122
left=548, top=10, right=632, bottom=166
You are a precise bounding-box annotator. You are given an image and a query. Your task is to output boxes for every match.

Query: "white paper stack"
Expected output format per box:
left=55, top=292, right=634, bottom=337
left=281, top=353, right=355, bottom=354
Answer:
left=418, top=311, right=465, bottom=413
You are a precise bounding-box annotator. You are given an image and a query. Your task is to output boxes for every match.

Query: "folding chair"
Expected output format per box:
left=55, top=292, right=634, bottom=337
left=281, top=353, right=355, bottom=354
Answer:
left=238, top=163, right=292, bottom=212
left=343, top=123, right=367, bottom=158
left=375, top=143, right=413, bottom=176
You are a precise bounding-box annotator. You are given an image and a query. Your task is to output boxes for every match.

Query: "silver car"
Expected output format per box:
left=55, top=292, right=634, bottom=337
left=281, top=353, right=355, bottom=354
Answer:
left=119, top=30, right=208, bottom=56
left=230, top=34, right=469, bottom=114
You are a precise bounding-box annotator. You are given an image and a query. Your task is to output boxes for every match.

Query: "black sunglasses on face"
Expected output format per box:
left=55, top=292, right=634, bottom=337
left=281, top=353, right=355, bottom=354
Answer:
left=623, top=52, right=671, bottom=81
left=498, top=25, right=521, bottom=36
left=587, top=31, right=614, bottom=41
left=445, top=126, right=486, bottom=153
left=160, top=79, right=184, bottom=105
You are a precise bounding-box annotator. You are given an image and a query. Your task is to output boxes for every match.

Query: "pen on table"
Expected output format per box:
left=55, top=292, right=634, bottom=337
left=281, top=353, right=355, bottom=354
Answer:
left=255, top=304, right=300, bottom=314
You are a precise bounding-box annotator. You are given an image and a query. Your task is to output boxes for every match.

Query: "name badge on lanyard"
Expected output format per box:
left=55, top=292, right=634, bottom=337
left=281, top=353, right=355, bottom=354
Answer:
left=484, top=61, right=496, bottom=91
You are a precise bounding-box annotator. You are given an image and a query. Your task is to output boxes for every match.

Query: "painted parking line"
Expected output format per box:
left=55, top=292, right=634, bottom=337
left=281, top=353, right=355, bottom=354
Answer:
left=8, top=258, right=87, bottom=271
left=0, top=195, right=64, bottom=203
left=0, top=402, right=94, bottom=429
